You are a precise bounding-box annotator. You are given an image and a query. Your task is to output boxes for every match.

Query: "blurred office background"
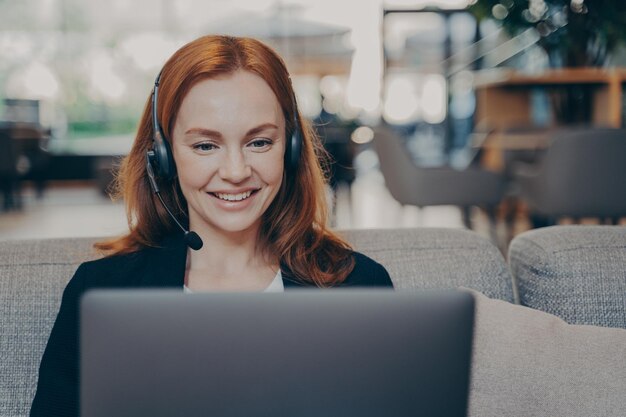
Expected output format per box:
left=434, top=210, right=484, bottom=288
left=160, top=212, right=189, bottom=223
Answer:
left=1, top=0, right=626, bottom=251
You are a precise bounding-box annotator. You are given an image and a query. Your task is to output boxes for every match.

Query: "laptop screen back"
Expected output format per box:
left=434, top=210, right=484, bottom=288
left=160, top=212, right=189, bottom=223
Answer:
left=81, top=289, right=474, bottom=417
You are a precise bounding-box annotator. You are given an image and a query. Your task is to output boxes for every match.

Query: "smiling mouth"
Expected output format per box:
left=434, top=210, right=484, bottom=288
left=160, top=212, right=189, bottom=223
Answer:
left=210, top=190, right=256, bottom=202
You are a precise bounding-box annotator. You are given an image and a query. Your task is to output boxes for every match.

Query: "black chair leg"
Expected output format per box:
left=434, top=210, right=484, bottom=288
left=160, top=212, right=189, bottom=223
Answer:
left=530, top=213, right=553, bottom=229
left=1, top=178, right=19, bottom=211
left=460, top=206, right=472, bottom=229
left=484, top=205, right=500, bottom=249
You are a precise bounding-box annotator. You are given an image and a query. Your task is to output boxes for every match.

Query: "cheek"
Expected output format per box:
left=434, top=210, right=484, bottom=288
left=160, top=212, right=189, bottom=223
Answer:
left=260, top=153, right=285, bottom=187
left=175, top=155, right=212, bottom=189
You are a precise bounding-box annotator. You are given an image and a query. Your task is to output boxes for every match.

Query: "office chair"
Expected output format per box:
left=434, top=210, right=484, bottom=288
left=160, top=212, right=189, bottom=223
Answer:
left=373, top=126, right=506, bottom=235
left=513, top=127, right=626, bottom=226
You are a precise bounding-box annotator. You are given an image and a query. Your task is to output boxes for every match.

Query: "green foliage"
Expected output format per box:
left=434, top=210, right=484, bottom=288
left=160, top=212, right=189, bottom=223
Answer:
left=67, top=118, right=137, bottom=139
left=468, top=0, right=626, bottom=66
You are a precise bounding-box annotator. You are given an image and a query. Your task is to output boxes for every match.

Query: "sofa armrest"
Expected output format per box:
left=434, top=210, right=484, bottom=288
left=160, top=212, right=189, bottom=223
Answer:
left=508, top=225, right=626, bottom=328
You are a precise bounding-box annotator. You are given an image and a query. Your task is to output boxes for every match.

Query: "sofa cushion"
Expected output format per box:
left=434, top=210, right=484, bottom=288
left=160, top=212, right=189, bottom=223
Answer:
left=467, top=289, right=626, bottom=417
left=508, top=225, right=626, bottom=328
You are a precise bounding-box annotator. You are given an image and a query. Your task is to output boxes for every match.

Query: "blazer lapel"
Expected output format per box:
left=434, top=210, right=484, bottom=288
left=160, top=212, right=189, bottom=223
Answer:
left=281, top=268, right=309, bottom=290
left=142, top=233, right=188, bottom=288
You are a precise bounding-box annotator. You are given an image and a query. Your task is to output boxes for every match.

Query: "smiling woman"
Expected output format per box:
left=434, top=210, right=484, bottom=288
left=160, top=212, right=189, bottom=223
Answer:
left=30, top=35, right=393, bottom=416
left=92, top=35, right=379, bottom=289
left=173, top=72, right=286, bottom=239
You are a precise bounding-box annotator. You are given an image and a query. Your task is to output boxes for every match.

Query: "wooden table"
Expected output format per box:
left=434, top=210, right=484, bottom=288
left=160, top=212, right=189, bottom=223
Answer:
left=473, top=67, right=626, bottom=129
left=471, top=67, right=626, bottom=171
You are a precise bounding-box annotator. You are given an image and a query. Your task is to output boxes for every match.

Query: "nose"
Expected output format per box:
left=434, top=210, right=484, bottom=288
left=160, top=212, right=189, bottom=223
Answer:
left=218, top=148, right=252, bottom=183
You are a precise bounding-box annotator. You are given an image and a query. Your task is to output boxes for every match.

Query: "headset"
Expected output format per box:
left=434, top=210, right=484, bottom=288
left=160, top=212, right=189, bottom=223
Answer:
left=145, top=70, right=303, bottom=250
left=146, top=71, right=302, bottom=181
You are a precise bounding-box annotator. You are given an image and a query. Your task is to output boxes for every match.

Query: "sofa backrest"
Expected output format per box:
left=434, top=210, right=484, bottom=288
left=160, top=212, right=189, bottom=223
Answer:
left=508, top=225, right=626, bottom=328
left=0, top=228, right=513, bottom=416
left=340, top=228, right=513, bottom=299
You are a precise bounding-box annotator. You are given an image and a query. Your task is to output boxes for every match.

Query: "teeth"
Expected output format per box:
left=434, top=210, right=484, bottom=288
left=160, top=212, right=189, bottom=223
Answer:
left=215, top=191, right=253, bottom=201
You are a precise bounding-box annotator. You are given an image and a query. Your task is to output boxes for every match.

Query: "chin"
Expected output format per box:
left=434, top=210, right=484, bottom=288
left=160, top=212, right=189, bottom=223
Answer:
left=206, top=216, right=263, bottom=235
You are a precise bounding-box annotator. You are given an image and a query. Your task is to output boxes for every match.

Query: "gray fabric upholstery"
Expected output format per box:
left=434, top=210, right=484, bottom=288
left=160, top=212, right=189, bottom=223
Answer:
left=509, top=225, right=626, bottom=328
left=340, top=228, right=514, bottom=301
left=0, top=237, right=101, bottom=416
left=467, top=289, right=626, bottom=417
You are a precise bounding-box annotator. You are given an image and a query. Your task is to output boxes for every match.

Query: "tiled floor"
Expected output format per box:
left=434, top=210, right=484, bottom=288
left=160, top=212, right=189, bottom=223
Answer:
left=0, top=184, right=128, bottom=241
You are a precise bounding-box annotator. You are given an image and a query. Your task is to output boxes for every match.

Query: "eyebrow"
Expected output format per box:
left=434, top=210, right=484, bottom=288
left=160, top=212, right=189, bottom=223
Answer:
left=185, top=123, right=279, bottom=139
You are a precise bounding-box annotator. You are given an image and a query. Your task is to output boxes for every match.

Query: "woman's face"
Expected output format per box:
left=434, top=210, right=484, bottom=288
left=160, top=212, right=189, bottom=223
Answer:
left=171, top=70, right=286, bottom=237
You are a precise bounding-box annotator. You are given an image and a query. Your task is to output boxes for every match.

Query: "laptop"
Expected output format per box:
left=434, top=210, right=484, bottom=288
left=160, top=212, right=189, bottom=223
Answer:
left=80, top=289, right=475, bottom=417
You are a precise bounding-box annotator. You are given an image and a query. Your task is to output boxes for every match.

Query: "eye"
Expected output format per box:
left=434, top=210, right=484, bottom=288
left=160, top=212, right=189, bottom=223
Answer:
left=248, top=138, right=273, bottom=149
left=193, top=142, right=217, bottom=152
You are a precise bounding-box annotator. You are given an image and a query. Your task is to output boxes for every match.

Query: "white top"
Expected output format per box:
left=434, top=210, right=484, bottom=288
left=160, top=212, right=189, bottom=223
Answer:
left=183, top=269, right=284, bottom=293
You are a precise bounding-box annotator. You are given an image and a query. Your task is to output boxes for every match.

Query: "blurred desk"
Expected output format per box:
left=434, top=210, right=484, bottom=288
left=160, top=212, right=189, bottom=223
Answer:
left=473, top=67, right=626, bottom=129
left=44, top=134, right=133, bottom=192
left=472, top=67, right=626, bottom=172
left=475, top=128, right=552, bottom=150
left=471, top=128, right=552, bottom=172
left=47, top=134, right=133, bottom=156
left=0, top=122, right=50, bottom=209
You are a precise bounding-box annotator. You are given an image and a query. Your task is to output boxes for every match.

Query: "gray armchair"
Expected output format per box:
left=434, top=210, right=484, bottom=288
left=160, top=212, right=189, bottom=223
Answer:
left=373, top=127, right=506, bottom=233
left=513, top=128, right=626, bottom=225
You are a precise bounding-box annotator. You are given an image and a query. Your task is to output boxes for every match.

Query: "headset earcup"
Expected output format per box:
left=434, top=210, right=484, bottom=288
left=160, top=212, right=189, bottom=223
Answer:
left=288, top=130, right=302, bottom=172
left=153, top=129, right=176, bottom=180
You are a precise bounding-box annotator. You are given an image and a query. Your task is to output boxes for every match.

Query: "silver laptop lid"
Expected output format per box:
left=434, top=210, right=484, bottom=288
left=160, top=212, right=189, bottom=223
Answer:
left=81, top=289, right=474, bottom=417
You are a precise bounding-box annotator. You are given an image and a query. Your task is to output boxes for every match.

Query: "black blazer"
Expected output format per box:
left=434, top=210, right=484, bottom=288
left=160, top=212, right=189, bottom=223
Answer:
left=30, top=233, right=393, bottom=416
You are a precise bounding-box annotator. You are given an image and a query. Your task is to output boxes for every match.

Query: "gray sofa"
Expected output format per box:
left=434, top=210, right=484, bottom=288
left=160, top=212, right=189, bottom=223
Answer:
left=1, top=226, right=625, bottom=416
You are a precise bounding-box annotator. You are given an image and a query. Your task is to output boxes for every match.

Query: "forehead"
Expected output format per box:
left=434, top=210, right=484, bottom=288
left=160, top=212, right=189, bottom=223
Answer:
left=175, top=70, right=284, bottom=130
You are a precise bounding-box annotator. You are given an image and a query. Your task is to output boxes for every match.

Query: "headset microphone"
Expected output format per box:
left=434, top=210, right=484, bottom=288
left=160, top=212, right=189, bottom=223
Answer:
left=146, top=153, right=204, bottom=251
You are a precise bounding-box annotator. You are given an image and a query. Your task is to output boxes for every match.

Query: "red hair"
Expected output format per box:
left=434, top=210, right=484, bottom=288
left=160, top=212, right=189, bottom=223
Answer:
left=96, top=35, right=355, bottom=286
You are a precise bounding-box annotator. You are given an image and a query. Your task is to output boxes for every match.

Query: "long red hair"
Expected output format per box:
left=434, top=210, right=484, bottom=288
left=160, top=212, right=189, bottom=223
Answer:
left=96, top=35, right=355, bottom=286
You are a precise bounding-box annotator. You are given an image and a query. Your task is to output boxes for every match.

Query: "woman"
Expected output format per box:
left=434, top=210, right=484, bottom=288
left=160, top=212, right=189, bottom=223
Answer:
left=30, top=35, right=392, bottom=416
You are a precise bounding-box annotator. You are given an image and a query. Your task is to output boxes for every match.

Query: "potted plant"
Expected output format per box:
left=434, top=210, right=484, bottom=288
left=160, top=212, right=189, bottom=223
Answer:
left=468, top=0, right=626, bottom=67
